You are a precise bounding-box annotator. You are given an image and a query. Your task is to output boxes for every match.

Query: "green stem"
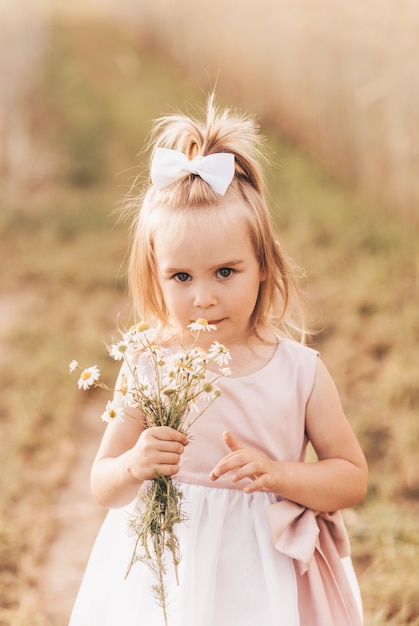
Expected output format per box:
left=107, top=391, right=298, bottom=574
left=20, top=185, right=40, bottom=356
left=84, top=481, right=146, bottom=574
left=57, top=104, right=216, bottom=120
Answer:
left=153, top=531, right=169, bottom=625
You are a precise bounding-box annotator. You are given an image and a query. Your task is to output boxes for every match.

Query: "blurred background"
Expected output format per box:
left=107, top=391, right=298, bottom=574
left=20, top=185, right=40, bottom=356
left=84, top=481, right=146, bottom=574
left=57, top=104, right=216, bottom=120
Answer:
left=0, top=1, right=418, bottom=624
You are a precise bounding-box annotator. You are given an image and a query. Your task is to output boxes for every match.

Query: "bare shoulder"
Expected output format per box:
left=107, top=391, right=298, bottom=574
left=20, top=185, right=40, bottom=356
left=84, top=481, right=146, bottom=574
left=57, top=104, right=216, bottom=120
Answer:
left=310, top=356, right=341, bottom=400
left=306, top=358, right=345, bottom=438
left=305, top=357, right=364, bottom=463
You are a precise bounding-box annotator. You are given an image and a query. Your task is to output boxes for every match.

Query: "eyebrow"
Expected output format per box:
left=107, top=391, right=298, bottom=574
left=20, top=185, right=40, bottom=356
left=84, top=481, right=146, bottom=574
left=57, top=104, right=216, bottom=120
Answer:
left=163, top=259, right=245, bottom=274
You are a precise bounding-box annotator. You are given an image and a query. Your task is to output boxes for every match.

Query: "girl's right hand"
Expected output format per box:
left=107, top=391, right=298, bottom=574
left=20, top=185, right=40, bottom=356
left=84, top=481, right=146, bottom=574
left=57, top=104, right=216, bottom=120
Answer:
left=127, top=426, right=188, bottom=482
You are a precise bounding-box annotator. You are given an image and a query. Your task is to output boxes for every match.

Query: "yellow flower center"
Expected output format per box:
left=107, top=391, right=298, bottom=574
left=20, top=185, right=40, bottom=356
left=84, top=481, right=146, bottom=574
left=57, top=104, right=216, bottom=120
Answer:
left=135, top=321, right=150, bottom=332
left=195, top=318, right=208, bottom=326
left=174, top=361, right=193, bottom=371
left=81, top=371, right=92, bottom=380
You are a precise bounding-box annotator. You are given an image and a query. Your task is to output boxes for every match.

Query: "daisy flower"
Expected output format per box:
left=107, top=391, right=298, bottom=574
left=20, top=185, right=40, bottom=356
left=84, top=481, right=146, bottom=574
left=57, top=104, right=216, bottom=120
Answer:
left=188, top=319, right=217, bottom=332
left=143, top=345, right=167, bottom=366
left=118, top=373, right=135, bottom=407
left=109, top=340, right=130, bottom=361
left=187, top=347, right=207, bottom=364
left=101, top=400, right=125, bottom=423
left=132, top=372, right=155, bottom=401
left=208, top=341, right=231, bottom=366
left=124, top=322, right=157, bottom=344
left=199, top=381, right=221, bottom=402
left=69, top=359, right=78, bottom=373
left=77, top=365, right=100, bottom=390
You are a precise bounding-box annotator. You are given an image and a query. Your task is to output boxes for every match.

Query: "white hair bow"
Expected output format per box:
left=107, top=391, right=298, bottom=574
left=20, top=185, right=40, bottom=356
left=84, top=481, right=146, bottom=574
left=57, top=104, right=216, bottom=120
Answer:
left=150, top=147, right=235, bottom=196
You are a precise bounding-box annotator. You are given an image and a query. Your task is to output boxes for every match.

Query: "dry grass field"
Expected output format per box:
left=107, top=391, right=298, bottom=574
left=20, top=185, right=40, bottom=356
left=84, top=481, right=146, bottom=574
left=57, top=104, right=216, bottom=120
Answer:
left=102, top=0, right=419, bottom=221
left=0, top=4, right=418, bottom=625
left=0, top=0, right=51, bottom=198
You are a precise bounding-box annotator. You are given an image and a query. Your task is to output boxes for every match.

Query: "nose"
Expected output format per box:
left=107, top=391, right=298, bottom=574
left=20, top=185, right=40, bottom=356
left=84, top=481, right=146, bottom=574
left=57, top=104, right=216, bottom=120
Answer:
left=192, top=282, right=217, bottom=310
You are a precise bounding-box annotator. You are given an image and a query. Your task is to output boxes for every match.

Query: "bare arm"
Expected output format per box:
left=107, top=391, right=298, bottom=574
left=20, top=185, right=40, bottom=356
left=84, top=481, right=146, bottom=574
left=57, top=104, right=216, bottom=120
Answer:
left=209, top=358, right=368, bottom=512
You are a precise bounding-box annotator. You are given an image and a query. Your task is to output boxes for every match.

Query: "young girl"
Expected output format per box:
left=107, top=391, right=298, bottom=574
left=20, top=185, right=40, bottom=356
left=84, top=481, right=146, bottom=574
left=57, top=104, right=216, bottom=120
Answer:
left=69, top=97, right=367, bottom=626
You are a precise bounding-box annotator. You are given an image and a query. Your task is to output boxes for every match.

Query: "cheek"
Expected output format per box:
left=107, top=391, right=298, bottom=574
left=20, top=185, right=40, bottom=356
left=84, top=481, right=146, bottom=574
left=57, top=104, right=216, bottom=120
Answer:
left=160, top=284, right=185, bottom=313
left=160, top=283, right=174, bottom=306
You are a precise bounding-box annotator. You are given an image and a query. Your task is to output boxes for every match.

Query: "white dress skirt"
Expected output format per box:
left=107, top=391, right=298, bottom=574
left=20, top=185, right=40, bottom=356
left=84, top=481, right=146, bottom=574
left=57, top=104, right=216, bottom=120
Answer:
left=70, top=484, right=302, bottom=626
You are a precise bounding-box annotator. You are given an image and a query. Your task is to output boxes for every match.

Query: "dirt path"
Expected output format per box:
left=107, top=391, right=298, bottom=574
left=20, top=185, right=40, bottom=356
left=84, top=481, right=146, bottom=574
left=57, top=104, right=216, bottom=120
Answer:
left=0, top=295, right=109, bottom=624
left=37, top=400, right=107, bottom=625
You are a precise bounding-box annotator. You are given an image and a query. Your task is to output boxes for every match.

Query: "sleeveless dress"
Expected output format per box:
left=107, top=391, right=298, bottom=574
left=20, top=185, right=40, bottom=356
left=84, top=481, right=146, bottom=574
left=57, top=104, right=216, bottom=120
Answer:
left=69, top=339, right=363, bottom=626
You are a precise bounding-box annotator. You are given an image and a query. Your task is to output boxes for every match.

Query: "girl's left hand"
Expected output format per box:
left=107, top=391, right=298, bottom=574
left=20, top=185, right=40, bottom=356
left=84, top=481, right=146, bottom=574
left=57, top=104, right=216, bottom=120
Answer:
left=209, top=430, right=284, bottom=494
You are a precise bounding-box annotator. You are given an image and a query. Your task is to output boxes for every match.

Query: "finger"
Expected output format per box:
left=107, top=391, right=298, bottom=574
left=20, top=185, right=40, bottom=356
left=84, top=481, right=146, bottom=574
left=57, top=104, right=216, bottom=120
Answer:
left=223, top=430, right=244, bottom=452
left=209, top=432, right=244, bottom=480
left=153, top=461, right=182, bottom=477
left=152, top=438, right=186, bottom=456
left=209, top=451, right=249, bottom=481
left=230, top=461, right=262, bottom=484
left=146, top=426, right=188, bottom=448
left=138, top=431, right=186, bottom=462
left=152, top=426, right=188, bottom=446
left=157, top=451, right=184, bottom=466
left=243, top=474, right=272, bottom=494
left=148, top=442, right=186, bottom=476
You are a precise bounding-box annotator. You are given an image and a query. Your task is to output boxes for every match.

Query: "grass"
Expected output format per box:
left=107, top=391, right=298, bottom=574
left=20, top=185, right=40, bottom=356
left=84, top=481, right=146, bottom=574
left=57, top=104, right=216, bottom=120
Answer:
left=108, top=0, right=419, bottom=221
left=0, top=11, right=418, bottom=626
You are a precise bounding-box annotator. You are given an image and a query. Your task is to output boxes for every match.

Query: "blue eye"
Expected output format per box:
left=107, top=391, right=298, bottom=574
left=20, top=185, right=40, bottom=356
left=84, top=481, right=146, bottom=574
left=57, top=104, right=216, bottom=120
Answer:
left=174, top=272, right=191, bottom=282
left=217, top=268, right=233, bottom=278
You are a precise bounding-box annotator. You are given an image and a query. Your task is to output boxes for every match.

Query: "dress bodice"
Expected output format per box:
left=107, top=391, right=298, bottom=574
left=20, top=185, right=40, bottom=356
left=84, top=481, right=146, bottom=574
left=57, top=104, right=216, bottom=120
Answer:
left=176, top=339, right=319, bottom=489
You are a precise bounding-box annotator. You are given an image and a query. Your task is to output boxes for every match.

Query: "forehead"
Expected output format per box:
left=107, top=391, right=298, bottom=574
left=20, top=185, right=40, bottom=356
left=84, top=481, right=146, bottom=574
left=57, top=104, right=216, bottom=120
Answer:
left=152, top=205, right=255, bottom=265
left=151, top=198, right=247, bottom=241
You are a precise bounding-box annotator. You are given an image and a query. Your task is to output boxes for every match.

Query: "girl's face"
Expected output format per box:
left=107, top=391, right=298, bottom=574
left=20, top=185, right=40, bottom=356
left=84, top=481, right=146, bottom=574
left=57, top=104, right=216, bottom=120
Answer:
left=153, top=209, right=264, bottom=348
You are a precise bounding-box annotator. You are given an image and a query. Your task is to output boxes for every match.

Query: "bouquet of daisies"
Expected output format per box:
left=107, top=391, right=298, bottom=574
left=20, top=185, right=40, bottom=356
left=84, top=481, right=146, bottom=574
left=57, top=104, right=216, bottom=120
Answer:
left=70, top=319, right=231, bottom=624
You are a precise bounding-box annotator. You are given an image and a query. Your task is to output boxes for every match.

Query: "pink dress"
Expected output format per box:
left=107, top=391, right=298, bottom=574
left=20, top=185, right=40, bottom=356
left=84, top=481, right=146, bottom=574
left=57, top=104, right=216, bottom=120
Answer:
left=69, top=339, right=363, bottom=626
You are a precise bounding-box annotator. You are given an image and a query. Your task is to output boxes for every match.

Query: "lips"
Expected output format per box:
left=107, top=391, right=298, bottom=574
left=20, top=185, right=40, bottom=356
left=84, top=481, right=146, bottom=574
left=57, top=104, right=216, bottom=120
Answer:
left=190, top=318, right=224, bottom=326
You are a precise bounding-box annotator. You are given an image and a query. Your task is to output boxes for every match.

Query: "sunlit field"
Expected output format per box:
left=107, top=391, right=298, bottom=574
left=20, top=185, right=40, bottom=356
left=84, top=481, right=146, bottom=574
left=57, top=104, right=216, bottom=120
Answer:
left=0, top=5, right=418, bottom=625
left=101, top=0, right=419, bottom=221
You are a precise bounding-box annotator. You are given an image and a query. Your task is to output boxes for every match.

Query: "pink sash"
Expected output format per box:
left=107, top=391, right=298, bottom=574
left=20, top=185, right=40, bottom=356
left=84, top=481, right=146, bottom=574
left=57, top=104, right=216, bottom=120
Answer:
left=268, top=500, right=363, bottom=626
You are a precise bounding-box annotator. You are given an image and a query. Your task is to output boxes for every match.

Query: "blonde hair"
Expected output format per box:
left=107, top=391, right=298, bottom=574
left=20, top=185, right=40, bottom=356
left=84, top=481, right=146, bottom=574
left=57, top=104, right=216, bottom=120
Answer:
left=126, top=96, right=305, bottom=341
